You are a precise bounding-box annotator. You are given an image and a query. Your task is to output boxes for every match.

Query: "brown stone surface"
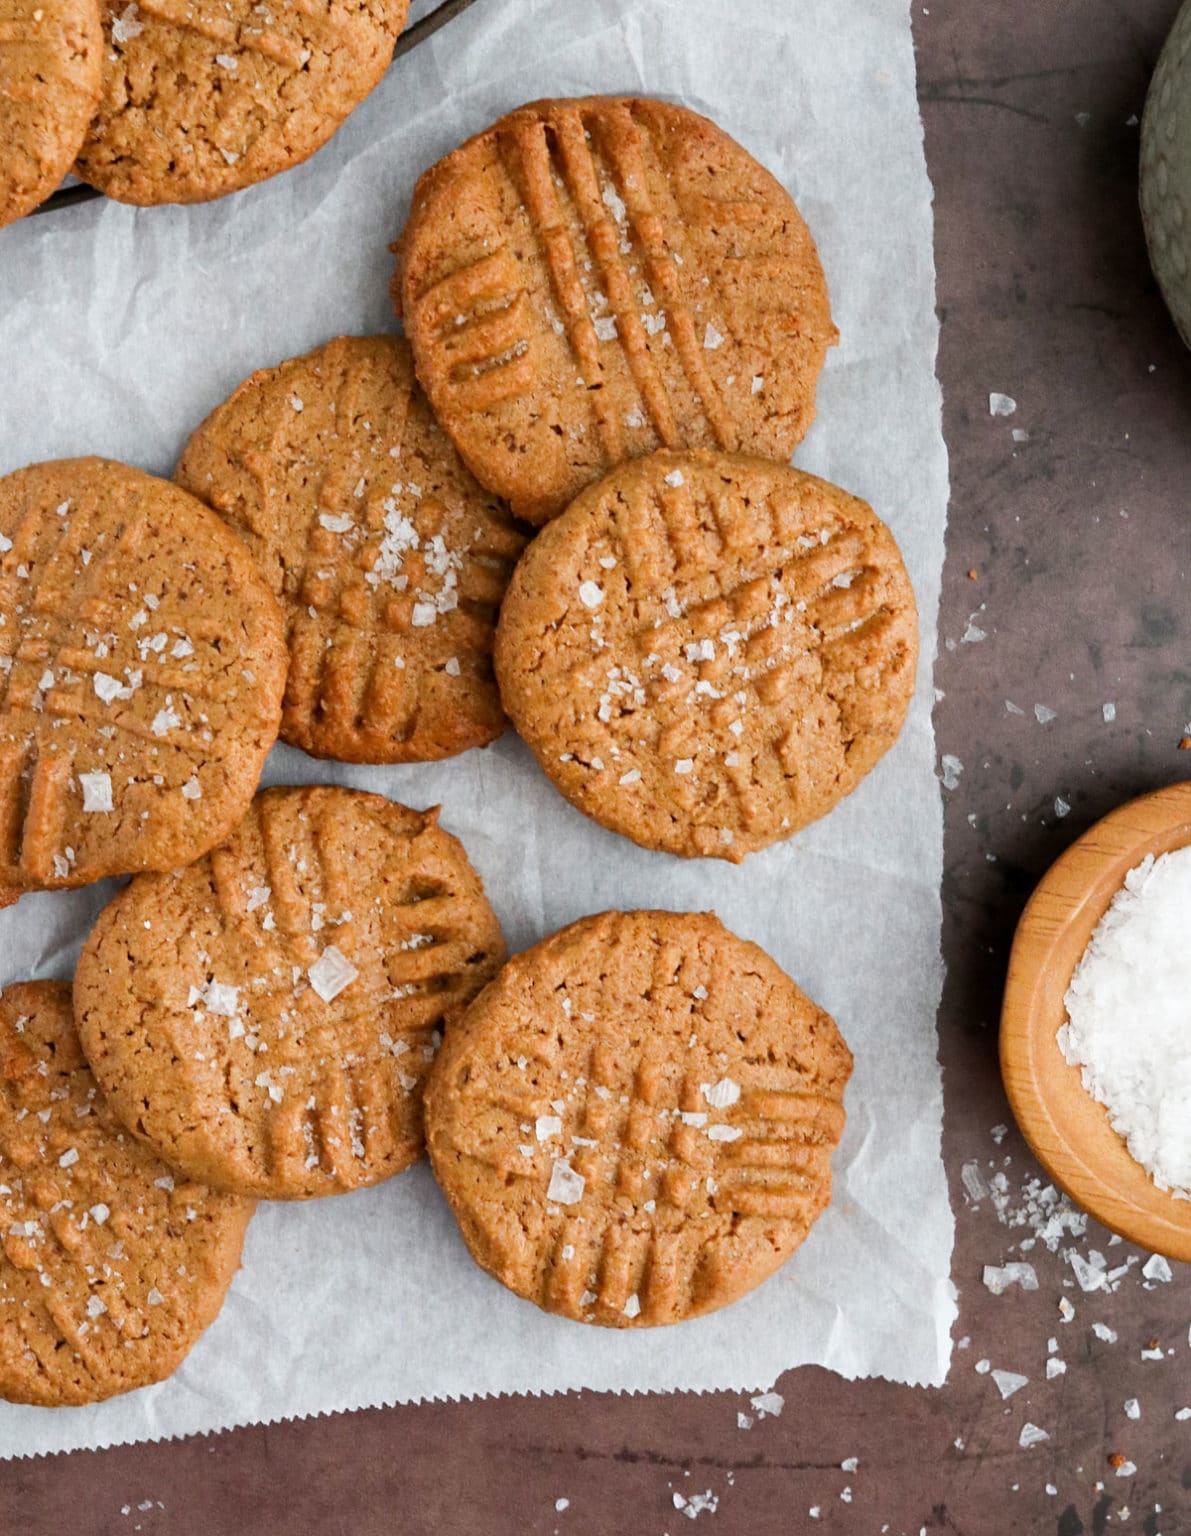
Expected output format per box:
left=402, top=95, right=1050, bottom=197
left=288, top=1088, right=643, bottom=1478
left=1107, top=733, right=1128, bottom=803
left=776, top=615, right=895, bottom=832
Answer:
left=2, top=1, right=1191, bottom=1530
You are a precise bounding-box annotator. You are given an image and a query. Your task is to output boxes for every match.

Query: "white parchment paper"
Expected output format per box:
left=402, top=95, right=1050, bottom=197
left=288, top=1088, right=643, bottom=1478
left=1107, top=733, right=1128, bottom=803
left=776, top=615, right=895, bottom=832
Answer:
left=0, top=0, right=954, bottom=1457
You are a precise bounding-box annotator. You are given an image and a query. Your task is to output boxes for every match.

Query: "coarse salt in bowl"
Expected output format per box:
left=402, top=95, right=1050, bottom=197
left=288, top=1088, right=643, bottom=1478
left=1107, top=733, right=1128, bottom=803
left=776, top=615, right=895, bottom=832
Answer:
left=1000, top=781, right=1191, bottom=1262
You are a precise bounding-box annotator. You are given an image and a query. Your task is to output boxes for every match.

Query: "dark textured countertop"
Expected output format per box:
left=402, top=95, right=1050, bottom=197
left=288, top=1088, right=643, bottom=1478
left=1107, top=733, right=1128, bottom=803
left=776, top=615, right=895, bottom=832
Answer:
left=4, top=3, right=1190, bottom=1532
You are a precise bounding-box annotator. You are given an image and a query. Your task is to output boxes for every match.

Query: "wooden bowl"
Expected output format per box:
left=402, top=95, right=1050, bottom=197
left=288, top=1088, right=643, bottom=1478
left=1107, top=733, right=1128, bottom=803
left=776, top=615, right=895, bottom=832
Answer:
left=1000, top=780, right=1191, bottom=1261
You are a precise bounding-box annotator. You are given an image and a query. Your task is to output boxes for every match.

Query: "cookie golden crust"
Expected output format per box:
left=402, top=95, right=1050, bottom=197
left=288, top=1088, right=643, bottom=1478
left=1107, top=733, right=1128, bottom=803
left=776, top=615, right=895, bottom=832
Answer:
left=0, top=0, right=99, bottom=227
left=0, top=982, right=252, bottom=1407
left=176, top=335, right=529, bottom=764
left=396, top=95, right=837, bottom=524
left=74, top=786, right=507, bottom=1200
left=495, top=451, right=919, bottom=862
left=0, top=0, right=102, bottom=228
left=425, top=909, right=851, bottom=1328
left=0, top=458, right=287, bottom=893
left=74, top=0, right=409, bottom=205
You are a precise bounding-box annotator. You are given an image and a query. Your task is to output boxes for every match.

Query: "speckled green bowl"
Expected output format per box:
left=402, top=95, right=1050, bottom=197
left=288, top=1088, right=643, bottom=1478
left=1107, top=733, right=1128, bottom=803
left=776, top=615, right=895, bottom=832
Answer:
left=1142, top=0, right=1191, bottom=347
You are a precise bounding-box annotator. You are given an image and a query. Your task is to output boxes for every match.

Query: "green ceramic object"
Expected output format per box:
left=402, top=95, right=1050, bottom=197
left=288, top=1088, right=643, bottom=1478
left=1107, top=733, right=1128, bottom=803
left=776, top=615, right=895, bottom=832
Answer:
left=1142, top=0, right=1191, bottom=348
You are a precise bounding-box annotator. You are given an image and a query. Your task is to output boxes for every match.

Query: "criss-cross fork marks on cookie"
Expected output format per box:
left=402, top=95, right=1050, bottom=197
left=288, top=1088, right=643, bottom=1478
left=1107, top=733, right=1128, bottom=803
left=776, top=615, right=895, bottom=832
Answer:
left=402, top=97, right=836, bottom=521
left=0, top=983, right=250, bottom=1406
left=177, top=335, right=528, bottom=763
left=75, top=787, right=505, bottom=1200
left=0, top=462, right=281, bottom=889
left=277, top=361, right=524, bottom=758
left=496, top=454, right=918, bottom=860
left=429, top=911, right=852, bottom=1327
left=200, top=794, right=458, bottom=1188
left=464, top=1043, right=844, bottom=1325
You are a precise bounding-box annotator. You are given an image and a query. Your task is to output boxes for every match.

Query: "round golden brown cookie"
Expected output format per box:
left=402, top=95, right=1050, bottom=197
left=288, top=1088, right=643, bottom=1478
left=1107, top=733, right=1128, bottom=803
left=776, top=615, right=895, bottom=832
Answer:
left=425, top=909, right=851, bottom=1328
left=0, top=458, right=286, bottom=893
left=0, top=981, right=252, bottom=1406
left=396, top=95, right=838, bottom=524
left=0, top=0, right=102, bottom=228
left=74, top=0, right=409, bottom=205
left=176, top=335, right=528, bottom=764
left=74, top=785, right=507, bottom=1200
left=495, top=451, right=919, bottom=862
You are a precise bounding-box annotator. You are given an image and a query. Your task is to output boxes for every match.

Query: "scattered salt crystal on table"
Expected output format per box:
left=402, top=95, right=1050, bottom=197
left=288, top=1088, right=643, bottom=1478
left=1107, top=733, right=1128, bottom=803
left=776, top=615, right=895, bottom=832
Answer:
left=1034, top=703, right=1057, bottom=724
left=989, top=392, right=1017, bottom=417
left=940, top=754, right=963, bottom=790
left=983, top=1263, right=1038, bottom=1295
left=1059, top=850, right=1191, bottom=1197
left=1067, top=1251, right=1107, bottom=1292
left=1124, top=1398, right=1140, bottom=1420
left=1092, top=1322, right=1117, bottom=1343
left=751, top=1392, right=783, bottom=1419
left=1142, top=1254, right=1173, bottom=1284
left=961, top=1162, right=988, bottom=1202
left=992, top=1369, right=1028, bottom=1399
left=1019, top=1423, right=1049, bottom=1448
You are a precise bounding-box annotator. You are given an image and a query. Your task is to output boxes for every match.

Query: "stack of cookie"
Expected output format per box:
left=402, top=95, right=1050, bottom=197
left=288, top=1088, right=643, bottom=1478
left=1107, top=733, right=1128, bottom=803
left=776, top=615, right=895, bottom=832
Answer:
left=0, top=0, right=410, bottom=227
left=0, top=93, right=917, bottom=1405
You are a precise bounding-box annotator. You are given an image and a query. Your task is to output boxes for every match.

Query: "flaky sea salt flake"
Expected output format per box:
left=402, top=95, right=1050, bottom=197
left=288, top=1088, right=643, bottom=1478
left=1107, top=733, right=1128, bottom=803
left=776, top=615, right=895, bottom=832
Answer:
left=547, top=1159, right=585, bottom=1205
left=991, top=1369, right=1028, bottom=1399
left=79, top=772, right=113, bottom=813
left=309, top=945, right=358, bottom=1003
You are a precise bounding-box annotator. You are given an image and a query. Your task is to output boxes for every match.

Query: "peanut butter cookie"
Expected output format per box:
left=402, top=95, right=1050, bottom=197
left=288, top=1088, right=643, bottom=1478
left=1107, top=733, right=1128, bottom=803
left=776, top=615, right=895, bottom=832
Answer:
left=176, top=335, right=528, bottom=764
left=75, top=786, right=506, bottom=1200
left=0, top=458, right=286, bottom=899
left=425, top=909, right=851, bottom=1328
left=75, top=0, right=409, bottom=204
left=0, top=0, right=101, bottom=227
left=495, top=451, right=918, bottom=861
left=0, top=981, right=252, bottom=1406
left=396, top=95, right=837, bottom=523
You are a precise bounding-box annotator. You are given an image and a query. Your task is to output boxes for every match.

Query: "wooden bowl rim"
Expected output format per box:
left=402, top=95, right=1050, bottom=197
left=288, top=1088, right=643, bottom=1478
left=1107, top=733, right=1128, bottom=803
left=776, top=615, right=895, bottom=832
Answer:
left=999, top=779, right=1191, bottom=1262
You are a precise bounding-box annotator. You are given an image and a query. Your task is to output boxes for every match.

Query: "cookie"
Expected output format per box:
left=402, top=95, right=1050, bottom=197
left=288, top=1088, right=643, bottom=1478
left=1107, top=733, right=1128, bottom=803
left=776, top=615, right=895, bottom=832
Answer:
left=396, top=95, right=837, bottom=524
left=0, top=981, right=252, bottom=1406
left=425, top=909, right=851, bottom=1328
left=0, top=0, right=102, bottom=228
left=74, top=0, right=409, bottom=205
left=74, top=785, right=507, bottom=1200
left=0, top=457, right=287, bottom=896
left=494, top=451, right=918, bottom=862
left=176, top=335, right=528, bottom=764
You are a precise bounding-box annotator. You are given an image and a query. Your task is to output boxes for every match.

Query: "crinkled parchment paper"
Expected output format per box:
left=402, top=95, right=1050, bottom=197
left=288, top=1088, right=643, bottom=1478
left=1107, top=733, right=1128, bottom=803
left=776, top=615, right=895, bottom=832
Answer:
left=0, top=0, right=954, bottom=1458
